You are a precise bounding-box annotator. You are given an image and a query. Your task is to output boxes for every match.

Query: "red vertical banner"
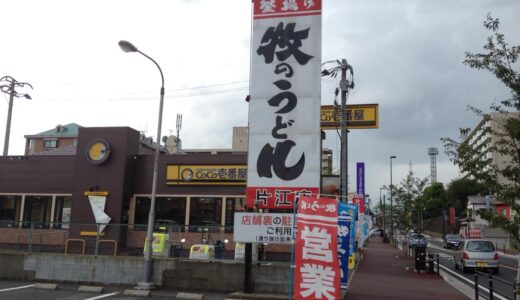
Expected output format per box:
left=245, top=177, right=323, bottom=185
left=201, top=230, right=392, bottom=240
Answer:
left=294, top=196, right=340, bottom=300
left=449, top=207, right=455, bottom=225
left=352, top=194, right=365, bottom=214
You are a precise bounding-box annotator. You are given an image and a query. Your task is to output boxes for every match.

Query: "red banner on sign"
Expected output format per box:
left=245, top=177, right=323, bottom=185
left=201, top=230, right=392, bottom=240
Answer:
left=246, top=187, right=319, bottom=209
left=294, top=196, right=340, bottom=300
left=254, top=0, right=322, bottom=19
left=352, top=194, right=365, bottom=214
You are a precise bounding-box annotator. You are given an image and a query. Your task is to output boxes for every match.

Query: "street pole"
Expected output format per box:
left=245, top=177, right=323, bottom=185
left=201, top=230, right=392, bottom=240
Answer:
left=3, top=82, right=15, bottom=156
left=119, top=40, right=164, bottom=289
left=339, top=59, right=352, bottom=202
left=0, top=76, right=33, bottom=156
left=390, top=155, right=396, bottom=242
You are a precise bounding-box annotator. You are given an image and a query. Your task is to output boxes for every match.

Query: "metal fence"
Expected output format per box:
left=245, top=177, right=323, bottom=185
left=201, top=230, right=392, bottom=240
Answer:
left=0, top=221, right=291, bottom=261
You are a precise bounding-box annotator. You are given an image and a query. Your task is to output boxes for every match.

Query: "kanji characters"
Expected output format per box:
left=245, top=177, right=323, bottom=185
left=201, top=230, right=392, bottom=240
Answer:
left=257, top=22, right=313, bottom=65
left=299, top=263, right=336, bottom=300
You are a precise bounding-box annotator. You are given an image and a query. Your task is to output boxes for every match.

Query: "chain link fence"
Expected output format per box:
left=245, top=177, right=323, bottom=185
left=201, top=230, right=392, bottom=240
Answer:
left=0, top=221, right=291, bottom=261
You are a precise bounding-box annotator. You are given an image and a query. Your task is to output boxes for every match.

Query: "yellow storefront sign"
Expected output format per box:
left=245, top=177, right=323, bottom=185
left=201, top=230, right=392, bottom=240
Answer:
left=189, top=244, right=215, bottom=260
left=166, top=165, right=247, bottom=185
left=320, top=104, right=379, bottom=130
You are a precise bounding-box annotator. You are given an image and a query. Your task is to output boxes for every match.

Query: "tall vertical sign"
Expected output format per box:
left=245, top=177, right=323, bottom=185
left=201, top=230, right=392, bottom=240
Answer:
left=356, top=162, right=365, bottom=213
left=295, top=196, right=340, bottom=300
left=337, top=202, right=351, bottom=290
left=247, top=0, right=322, bottom=209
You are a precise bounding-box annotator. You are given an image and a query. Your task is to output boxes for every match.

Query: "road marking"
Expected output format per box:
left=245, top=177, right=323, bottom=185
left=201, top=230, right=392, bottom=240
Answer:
left=0, top=284, right=35, bottom=292
left=83, top=292, right=119, bottom=300
left=500, top=264, right=517, bottom=272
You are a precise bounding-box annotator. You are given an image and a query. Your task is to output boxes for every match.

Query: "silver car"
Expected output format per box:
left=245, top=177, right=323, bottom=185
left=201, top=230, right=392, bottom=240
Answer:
left=454, top=239, right=499, bottom=274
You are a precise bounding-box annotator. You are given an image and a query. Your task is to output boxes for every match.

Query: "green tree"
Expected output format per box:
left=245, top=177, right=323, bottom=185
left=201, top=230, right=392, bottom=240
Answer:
left=442, top=14, right=520, bottom=246
left=445, top=177, right=488, bottom=215
left=393, top=171, right=428, bottom=232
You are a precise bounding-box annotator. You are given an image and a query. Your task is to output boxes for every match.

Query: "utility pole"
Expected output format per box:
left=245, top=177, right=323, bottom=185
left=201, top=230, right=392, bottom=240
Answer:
left=339, top=59, right=354, bottom=202
left=0, top=76, right=33, bottom=156
left=175, top=113, right=182, bottom=154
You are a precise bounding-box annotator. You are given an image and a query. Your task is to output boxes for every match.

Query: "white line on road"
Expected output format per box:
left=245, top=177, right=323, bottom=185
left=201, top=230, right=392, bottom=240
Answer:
left=0, top=284, right=35, bottom=292
left=83, top=292, right=119, bottom=300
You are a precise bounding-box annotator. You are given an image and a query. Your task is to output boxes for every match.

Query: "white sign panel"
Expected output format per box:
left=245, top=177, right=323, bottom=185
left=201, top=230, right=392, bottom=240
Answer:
left=246, top=0, right=322, bottom=209
left=233, top=212, right=294, bottom=244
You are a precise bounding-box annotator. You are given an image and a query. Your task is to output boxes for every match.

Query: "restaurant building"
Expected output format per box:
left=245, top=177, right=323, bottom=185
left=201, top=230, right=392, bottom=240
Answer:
left=0, top=126, right=249, bottom=254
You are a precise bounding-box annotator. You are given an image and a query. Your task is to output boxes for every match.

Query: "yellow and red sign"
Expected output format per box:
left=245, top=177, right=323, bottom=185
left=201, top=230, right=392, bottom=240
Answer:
left=166, top=165, right=247, bottom=185
left=320, top=104, right=379, bottom=130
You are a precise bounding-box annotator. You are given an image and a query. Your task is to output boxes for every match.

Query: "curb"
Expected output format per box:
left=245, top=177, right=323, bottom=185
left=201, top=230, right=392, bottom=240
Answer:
left=176, top=292, right=204, bottom=300
left=78, top=286, right=104, bottom=293
left=33, top=283, right=58, bottom=290
left=123, top=289, right=151, bottom=297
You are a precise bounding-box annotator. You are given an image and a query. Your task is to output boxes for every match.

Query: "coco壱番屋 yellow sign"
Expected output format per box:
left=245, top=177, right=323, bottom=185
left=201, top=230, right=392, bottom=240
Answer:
left=166, top=165, right=247, bottom=185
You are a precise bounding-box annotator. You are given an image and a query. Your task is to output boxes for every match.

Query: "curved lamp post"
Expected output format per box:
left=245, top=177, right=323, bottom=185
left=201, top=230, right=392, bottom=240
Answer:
left=119, top=40, right=164, bottom=289
left=0, top=76, right=33, bottom=156
left=389, top=155, right=396, bottom=242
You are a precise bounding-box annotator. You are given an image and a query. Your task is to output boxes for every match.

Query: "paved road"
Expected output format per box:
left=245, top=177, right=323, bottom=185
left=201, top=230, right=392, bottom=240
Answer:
left=426, top=238, right=517, bottom=300
left=0, top=280, right=230, bottom=300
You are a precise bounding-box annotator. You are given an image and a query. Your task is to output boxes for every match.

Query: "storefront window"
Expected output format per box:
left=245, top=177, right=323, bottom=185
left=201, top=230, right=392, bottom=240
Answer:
left=189, top=197, right=222, bottom=227
left=53, top=196, right=72, bottom=229
left=23, top=196, right=52, bottom=229
left=225, top=197, right=246, bottom=227
left=134, top=196, right=186, bottom=228
left=0, top=195, right=21, bottom=227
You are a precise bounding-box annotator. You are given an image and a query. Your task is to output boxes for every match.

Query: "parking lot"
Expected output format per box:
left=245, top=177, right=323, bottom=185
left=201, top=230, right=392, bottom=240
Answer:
left=0, top=280, right=231, bottom=300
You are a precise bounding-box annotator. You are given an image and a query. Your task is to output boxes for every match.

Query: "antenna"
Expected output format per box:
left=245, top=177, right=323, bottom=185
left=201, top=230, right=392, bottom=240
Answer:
left=428, top=147, right=439, bottom=183
left=176, top=114, right=183, bottom=154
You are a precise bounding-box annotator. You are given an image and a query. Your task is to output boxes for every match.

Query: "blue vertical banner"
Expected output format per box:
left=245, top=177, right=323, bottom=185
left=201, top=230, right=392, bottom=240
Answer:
left=347, top=203, right=358, bottom=270
left=338, top=202, right=351, bottom=289
left=356, top=162, right=365, bottom=213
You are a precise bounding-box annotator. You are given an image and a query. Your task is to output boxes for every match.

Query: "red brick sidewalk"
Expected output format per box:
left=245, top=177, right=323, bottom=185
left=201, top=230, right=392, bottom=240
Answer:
left=345, top=237, right=468, bottom=300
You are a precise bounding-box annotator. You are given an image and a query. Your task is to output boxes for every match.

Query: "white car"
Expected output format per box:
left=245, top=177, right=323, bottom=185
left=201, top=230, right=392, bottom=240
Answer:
left=454, top=239, right=499, bottom=274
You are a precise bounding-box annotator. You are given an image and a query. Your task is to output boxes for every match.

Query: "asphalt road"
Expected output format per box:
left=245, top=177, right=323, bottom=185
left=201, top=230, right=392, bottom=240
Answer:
left=0, top=280, right=230, bottom=300
left=426, top=238, right=518, bottom=300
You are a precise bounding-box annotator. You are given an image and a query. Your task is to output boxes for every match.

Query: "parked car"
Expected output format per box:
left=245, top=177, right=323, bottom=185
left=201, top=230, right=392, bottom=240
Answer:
left=443, top=234, right=462, bottom=249
left=408, top=233, right=428, bottom=248
left=454, top=239, right=499, bottom=274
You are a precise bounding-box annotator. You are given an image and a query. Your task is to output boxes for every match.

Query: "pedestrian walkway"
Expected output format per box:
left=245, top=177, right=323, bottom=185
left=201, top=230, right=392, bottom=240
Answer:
left=345, top=237, right=468, bottom=300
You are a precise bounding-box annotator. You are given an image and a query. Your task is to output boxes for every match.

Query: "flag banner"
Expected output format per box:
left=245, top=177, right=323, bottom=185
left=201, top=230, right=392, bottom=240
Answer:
left=347, top=203, right=358, bottom=270
left=449, top=207, right=455, bottom=225
left=352, top=194, right=365, bottom=214
left=247, top=0, right=322, bottom=209
left=356, top=162, right=365, bottom=201
left=294, top=195, right=340, bottom=300
left=337, top=202, right=351, bottom=290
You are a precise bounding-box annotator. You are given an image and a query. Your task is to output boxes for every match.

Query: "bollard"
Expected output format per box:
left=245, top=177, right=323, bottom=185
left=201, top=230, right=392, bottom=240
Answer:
left=436, top=254, right=440, bottom=275
left=474, top=272, right=479, bottom=300
left=488, top=272, right=493, bottom=300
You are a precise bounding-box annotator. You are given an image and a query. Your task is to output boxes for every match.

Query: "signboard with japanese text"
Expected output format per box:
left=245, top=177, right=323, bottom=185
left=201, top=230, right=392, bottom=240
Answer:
left=233, top=212, right=293, bottom=244
left=166, top=165, right=247, bottom=185
left=294, top=195, right=340, bottom=300
left=337, top=202, right=351, bottom=290
left=356, top=162, right=365, bottom=214
left=247, top=0, right=322, bottom=210
left=347, top=203, right=358, bottom=270
left=352, top=194, right=365, bottom=214
left=320, top=104, right=379, bottom=130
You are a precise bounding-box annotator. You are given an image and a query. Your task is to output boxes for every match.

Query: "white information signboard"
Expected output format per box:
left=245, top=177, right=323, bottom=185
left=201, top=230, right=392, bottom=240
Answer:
left=233, top=212, right=294, bottom=244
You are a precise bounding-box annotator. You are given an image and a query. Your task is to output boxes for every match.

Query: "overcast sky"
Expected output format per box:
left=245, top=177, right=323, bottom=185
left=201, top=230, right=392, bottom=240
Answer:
left=1, top=0, right=519, bottom=204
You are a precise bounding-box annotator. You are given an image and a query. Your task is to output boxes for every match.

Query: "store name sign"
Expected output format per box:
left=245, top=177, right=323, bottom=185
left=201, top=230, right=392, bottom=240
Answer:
left=320, top=104, right=379, bottom=130
left=166, top=165, right=247, bottom=185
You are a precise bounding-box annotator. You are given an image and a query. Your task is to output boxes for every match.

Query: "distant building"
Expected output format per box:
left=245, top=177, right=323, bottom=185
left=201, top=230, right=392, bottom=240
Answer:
left=24, top=123, right=82, bottom=155
left=463, top=112, right=519, bottom=184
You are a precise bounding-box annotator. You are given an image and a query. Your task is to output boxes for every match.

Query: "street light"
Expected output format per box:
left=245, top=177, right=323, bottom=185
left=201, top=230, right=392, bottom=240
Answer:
left=119, top=40, right=164, bottom=289
left=389, top=155, right=396, bottom=242
left=379, top=186, right=389, bottom=239
left=0, top=76, right=33, bottom=156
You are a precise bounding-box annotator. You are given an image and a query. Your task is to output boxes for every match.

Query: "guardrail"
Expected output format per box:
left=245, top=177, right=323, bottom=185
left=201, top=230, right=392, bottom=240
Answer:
left=474, top=270, right=516, bottom=300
